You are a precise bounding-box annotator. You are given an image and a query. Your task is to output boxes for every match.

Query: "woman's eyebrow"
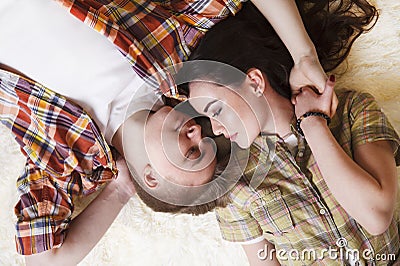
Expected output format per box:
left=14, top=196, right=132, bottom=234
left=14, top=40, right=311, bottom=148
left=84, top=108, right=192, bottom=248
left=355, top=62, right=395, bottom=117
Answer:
left=203, top=100, right=218, bottom=112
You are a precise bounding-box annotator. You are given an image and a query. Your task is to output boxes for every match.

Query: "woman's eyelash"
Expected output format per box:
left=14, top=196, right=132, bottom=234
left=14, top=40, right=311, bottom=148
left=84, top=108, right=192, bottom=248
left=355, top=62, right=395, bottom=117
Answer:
left=212, top=108, right=221, bottom=117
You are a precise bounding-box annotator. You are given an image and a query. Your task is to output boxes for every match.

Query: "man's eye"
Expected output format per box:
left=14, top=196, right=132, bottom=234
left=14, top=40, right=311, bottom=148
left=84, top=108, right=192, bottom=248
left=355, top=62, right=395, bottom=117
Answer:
left=186, top=147, right=199, bottom=159
left=212, top=108, right=221, bottom=118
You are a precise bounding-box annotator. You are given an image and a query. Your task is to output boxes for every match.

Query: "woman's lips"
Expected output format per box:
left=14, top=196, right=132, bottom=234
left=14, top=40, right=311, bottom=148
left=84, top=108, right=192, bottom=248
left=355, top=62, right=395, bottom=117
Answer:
left=229, top=132, right=238, bottom=141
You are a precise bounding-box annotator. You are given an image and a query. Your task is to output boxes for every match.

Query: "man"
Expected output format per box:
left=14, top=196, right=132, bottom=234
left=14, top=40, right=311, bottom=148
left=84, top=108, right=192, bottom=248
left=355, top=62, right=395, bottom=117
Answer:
left=0, top=0, right=241, bottom=263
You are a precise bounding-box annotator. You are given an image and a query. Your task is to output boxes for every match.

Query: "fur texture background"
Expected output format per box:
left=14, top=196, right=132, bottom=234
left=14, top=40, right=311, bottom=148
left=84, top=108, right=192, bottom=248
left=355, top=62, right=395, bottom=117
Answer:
left=0, top=0, right=399, bottom=265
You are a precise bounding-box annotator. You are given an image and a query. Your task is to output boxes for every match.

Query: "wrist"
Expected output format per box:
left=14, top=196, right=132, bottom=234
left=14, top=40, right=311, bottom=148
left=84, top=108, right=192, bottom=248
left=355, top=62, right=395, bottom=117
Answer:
left=116, top=183, right=135, bottom=204
left=301, top=116, right=330, bottom=137
left=104, top=180, right=133, bottom=205
left=301, top=115, right=327, bottom=127
left=293, top=47, right=318, bottom=65
left=296, top=111, right=331, bottom=136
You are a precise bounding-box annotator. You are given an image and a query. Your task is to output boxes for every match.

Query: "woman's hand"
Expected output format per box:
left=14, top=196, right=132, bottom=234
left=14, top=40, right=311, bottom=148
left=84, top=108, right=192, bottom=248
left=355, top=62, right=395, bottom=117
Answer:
left=290, top=54, right=327, bottom=97
left=290, top=56, right=339, bottom=116
left=293, top=75, right=337, bottom=118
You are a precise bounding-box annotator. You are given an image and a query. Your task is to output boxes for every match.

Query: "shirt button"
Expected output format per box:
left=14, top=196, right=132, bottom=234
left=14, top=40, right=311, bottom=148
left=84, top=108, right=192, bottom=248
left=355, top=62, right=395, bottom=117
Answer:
left=319, top=208, right=326, bottom=215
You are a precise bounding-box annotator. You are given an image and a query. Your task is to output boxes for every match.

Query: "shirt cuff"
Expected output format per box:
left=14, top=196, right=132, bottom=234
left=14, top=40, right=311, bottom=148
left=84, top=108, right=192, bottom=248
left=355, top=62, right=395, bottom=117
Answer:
left=15, top=216, right=67, bottom=255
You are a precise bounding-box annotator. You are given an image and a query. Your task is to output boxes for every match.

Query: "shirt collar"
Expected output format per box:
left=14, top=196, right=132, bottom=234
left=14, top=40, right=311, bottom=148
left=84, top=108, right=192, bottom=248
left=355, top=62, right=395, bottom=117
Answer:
left=240, top=134, right=278, bottom=189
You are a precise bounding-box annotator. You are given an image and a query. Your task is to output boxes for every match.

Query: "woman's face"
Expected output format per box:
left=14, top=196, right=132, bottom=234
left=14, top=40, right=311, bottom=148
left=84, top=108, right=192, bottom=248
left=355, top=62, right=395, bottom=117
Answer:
left=189, top=80, right=264, bottom=149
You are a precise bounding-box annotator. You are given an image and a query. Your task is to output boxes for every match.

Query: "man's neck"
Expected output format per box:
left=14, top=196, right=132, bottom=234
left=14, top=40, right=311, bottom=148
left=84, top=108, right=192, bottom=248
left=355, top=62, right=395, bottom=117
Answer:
left=112, top=110, right=151, bottom=170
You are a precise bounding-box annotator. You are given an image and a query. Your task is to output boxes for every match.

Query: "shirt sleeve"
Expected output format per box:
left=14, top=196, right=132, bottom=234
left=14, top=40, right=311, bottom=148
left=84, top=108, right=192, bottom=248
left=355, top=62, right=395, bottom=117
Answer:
left=154, top=0, right=248, bottom=51
left=158, top=0, right=247, bottom=23
left=215, top=205, right=264, bottom=243
left=349, top=91, right=400, bottom=165
left=14, top=160, right=74, bottom=255
left=0, top=68, right=117, bottom=255
left=215, top=183, right=264, bottom=242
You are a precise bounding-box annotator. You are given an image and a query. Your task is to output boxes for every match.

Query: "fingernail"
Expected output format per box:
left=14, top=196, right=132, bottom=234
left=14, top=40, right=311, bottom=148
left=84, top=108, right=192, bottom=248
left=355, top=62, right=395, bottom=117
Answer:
left=329, top=75, right=336, bottom=83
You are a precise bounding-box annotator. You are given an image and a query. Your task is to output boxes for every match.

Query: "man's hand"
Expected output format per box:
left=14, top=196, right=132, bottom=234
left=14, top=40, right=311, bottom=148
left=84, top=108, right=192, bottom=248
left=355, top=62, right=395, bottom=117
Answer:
left=114, top=156, right=136, bottom=204
left=25, top=156, right=137, bottom=266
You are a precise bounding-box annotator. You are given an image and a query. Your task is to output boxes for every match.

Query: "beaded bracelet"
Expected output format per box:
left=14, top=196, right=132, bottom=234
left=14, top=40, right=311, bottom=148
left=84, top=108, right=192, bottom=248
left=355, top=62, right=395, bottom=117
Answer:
left=296, top=111, right=331, bottom=136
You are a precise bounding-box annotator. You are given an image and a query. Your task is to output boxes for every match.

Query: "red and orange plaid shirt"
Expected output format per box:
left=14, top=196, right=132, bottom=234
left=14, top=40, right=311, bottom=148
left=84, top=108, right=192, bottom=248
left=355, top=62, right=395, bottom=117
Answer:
left=0, top=70, right=117, bottom=255
left=56, top=0, right=246, bottom=96
left=0, top=0, right=246, bottom=255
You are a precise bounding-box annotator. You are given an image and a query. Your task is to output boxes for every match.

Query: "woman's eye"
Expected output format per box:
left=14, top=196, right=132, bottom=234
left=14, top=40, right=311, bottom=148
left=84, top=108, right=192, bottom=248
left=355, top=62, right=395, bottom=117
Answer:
left=212, top=108, right=221, bottom=118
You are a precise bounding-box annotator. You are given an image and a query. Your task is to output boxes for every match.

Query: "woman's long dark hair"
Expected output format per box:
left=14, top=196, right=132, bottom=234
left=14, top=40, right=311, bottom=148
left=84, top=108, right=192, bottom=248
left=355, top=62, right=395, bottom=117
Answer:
left=178, top=0, right=378, bottom=99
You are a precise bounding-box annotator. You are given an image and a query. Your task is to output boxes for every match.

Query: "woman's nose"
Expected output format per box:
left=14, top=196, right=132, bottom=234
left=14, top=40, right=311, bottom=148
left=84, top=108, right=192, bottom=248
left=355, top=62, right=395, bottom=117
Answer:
left=210, top=119, right=224, bottom=136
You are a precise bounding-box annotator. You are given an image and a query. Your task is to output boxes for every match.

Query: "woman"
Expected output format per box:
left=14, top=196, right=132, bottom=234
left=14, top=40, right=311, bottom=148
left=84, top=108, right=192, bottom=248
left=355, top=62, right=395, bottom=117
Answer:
left=178, top=0, right=399, bottom=264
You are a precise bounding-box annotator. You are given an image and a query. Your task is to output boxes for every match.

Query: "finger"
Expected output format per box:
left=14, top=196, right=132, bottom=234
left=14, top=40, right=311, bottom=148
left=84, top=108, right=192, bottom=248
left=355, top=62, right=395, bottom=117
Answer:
left=331, top=92, right=339, bottom=117
left=300, top=86, right=316, bottom=95
left=322, top=75, right=336, bottom=100
left=290, top=82, right=302, bottom=94
left=303, top=66, right=327, bottom=94
left=291, top=95, right=297, bottom=105
left=322, top=75, right=336, bottom=116
left=295, top=87, right=315, bottom=105
left=290, top=84, right=302, bottom=105
left=291, top=88, right=302, bottom=105
left=291, top=91, right=303, bottom=105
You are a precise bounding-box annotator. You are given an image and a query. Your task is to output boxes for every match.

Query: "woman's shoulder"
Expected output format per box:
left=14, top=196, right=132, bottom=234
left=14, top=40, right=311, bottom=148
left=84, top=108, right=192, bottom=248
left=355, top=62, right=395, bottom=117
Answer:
left=335, top=89, right=380, bottom=116
left=336, top=89, right=376, bottom=103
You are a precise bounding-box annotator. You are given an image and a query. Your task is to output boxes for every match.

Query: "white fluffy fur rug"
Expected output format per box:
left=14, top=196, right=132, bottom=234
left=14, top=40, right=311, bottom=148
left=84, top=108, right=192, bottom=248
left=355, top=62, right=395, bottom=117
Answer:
left=0, top=0, right=399, bottom=265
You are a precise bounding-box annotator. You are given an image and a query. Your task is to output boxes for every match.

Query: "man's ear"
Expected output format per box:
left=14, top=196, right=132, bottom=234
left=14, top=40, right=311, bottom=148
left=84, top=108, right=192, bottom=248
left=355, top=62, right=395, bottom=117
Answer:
left=143, top=164, right=158, bottom=189
left=247, top=68, right=265, bottom=97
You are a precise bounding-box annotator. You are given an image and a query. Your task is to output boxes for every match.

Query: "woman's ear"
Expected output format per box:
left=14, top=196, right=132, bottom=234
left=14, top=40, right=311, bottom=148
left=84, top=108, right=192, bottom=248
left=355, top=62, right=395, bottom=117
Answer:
left=247, top=68, right=265, bottom=97
left=143, top=164, right=158, bottom=189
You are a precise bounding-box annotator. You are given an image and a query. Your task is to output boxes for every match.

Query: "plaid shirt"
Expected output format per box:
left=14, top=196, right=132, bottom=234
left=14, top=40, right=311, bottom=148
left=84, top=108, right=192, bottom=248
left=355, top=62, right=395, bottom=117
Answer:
left=56, top=0, right=246, bottom=96
left=0, top=70, right=117, bottom=255
left=216, top=90, right=400, bottom=265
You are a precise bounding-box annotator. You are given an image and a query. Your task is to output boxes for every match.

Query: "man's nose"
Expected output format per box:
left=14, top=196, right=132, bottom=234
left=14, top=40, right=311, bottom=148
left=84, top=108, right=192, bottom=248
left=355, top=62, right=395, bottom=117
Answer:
left=186, top=124, right=202, bottom=144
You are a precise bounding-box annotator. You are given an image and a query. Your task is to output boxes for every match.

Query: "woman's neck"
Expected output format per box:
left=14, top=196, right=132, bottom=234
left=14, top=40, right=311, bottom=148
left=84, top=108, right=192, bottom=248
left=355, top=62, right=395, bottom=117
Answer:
left=261, top=90, right=295, bottom=138
left=274, top=99, right=295, bottom=138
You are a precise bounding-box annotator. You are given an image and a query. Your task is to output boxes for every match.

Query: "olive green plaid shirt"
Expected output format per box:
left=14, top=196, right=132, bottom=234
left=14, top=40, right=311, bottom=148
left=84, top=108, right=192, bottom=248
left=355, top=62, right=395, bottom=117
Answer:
left=216, top=90, right=400, bottom=265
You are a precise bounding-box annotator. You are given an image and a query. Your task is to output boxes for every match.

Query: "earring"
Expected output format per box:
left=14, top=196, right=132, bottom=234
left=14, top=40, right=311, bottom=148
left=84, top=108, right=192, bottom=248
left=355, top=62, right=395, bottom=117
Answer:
left=256, top=87, right=263, bottom=97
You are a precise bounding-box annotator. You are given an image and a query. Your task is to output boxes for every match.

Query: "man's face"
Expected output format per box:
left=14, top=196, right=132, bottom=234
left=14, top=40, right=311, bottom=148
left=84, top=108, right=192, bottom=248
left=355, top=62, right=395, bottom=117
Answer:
left=144, top=106, right=217, bottom=186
